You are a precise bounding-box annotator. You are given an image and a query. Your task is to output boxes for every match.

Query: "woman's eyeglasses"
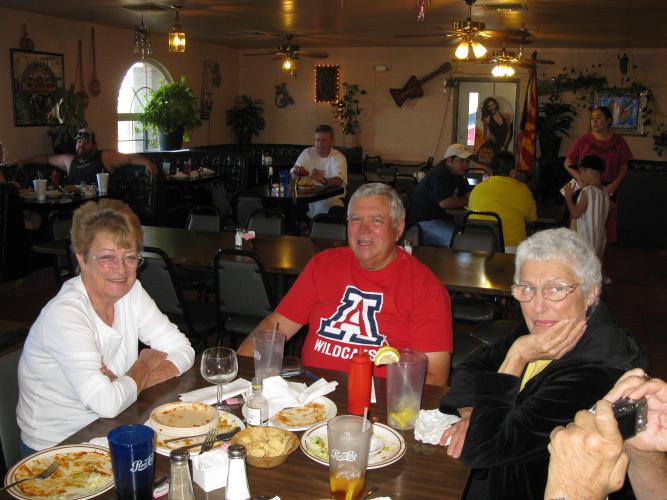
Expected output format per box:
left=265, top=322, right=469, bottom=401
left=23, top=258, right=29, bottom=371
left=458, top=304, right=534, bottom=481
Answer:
left=511, top=282, right=579, bottom=302
left=92, top=253, right=144, bottom=269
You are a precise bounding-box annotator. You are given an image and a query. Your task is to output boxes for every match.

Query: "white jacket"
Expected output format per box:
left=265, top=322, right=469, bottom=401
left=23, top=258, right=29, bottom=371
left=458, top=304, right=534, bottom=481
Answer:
left=17, top=276, right=195, bottom=450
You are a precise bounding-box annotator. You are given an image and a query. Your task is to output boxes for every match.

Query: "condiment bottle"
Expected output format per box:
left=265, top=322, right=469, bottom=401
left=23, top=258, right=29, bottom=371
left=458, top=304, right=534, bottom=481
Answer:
left=246, top=377, right=268, bottom=426
left=168, top=449, right=195, bottom=500
left=225, top=444, right=251, bottom=500
left=51, top=170, right=60, bottom=190
left=348, top=352, right=372, bottom=416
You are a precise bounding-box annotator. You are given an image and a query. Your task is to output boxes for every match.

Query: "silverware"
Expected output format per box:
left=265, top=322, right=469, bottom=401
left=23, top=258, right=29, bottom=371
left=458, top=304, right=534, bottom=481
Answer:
left=0, top=461, right=59, bottom=492
left=172, top=427, right=241, bottom=453
left=198, top=428, right=217, bottom=455
left=362, top=486, right=378, bottom=500
left=164, top=432, right=210, bottom=444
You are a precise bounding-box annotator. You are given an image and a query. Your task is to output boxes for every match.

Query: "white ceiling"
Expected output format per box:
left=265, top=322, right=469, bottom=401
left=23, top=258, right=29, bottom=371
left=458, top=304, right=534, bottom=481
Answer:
left=1, top=0, right=666, bottom=52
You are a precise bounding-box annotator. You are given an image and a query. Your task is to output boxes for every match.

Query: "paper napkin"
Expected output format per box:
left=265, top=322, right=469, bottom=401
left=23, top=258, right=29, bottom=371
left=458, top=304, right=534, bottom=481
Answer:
left=179, top=378, right=252, bottom=405
left=262, top=376, right=338, bottom=418
left=413, top=409, right=461, bottom=445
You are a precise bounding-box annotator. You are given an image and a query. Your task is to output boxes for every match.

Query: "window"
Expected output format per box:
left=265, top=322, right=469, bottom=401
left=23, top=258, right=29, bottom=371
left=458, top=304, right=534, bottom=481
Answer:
left=117, top=61, right=171, bottom=153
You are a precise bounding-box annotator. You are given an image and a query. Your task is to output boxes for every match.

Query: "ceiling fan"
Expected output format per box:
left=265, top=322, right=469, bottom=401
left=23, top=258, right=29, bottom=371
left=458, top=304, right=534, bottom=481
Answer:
left=396, top=0, right=527, bottom=60
left=455, top=28, right=554, bottom=76
left=242, top=35, right=329, bottom=76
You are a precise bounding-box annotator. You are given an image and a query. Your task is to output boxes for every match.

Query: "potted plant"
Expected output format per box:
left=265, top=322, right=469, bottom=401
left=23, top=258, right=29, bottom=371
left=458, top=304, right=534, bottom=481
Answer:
left=332, top=83, right=367, bottom=146
left=47, top=85, right=87, bottom=154
left=140, top=77, right=201, bottom=150
left=225, top=95, right=265, bottom=144
left=537, top=99, right=576, bottom=158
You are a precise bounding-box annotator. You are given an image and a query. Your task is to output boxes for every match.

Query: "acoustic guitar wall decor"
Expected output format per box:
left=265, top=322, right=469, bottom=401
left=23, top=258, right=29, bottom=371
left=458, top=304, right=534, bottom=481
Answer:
left=390, top=62, right=452, bottom=108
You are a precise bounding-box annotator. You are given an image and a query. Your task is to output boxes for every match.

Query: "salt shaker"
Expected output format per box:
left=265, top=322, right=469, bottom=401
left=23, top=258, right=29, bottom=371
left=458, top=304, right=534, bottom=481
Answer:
left=168, top=449, right=195, bottom=500
left=235, top=228, right=243, bottom=249
left=225, top=444, right=251, bottom=500
left=403, top=239, right=413, bottom=255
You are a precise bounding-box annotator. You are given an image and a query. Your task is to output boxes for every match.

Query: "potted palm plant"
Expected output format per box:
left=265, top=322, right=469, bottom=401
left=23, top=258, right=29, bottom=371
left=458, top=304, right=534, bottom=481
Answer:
left=47, top=85, right=87, bottom=154
left=332, top=83, right=367, bottom=147
left=140, top=77, right=201, bottom=150
left=225, top=95, right=265, bottom=144
left=537, top=100, right=576, bottom=158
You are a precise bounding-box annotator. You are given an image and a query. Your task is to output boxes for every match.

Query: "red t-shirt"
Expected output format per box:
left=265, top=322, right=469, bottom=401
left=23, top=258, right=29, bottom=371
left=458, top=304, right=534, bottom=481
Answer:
left=566, top=133, right=633, bottom=185
left=277, top=247, right=453, bottom=377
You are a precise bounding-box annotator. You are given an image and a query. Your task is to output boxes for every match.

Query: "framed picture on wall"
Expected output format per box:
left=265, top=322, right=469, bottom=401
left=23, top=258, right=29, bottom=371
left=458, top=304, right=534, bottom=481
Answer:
left=314, top=65, right=340, bottom=103
left=10, top=49, right=65, bottom=127
left=595, top=91, right=647, bottom=135
left=453, top=78, right=519, bottom=166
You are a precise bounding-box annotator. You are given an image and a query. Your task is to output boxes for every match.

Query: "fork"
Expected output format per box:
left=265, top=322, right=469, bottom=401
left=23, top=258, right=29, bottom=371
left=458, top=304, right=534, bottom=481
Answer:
left=198, top=428, right=217, bottom=455
left=0, top=461, right=59, bottom=492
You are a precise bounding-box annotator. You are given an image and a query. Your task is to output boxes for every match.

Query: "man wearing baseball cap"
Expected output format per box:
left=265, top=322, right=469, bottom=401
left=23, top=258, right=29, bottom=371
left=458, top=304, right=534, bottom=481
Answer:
left=409, top=144, right=474, bottom=246
left=17, top=128, right=156, bottom=185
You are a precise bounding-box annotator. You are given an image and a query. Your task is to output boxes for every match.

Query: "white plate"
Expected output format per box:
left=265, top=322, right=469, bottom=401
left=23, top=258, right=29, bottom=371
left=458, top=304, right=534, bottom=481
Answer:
left=4, top=444, right=113, bottom=500
left=46, top=190, right=62, bottom=199
left=300, top=422, right=406, bottom=469
left=147, top=410, right=245, bottom=457
left=19, top=191, right=36, bottom=199
left=149, top=401, right=219, bottom=436
left=242, top=396, right=337, bottom=432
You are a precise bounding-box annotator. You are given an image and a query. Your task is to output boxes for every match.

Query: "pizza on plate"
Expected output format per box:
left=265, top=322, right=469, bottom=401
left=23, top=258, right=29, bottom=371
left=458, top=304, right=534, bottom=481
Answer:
left=273, top=402, right=327, bottom=427
left=13, top=450, right=112, bottom=498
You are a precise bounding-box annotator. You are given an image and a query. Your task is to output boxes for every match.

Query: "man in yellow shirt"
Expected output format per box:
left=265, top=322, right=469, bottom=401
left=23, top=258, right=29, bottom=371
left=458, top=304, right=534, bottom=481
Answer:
left=468, top=151, right=536, bottom=252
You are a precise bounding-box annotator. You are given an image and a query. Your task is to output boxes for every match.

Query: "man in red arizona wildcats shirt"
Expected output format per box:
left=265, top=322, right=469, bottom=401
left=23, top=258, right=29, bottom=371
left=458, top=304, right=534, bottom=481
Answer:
left=238, top=183, right=453, bottom=385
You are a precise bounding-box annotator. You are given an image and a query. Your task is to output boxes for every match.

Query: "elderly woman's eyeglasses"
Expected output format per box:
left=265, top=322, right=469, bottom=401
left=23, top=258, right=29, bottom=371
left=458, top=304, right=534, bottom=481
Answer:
left=511, top=282, right=579, bottom=302
left=92, top=253, right=144, bottom=269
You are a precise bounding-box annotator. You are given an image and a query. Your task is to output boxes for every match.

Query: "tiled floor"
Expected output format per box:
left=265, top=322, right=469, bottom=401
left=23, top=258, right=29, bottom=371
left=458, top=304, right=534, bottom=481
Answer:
left=1, top=242, right=665, bottom=379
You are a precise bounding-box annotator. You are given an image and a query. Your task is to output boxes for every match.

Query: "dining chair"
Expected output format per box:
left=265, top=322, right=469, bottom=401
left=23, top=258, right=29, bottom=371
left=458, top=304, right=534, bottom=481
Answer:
left=452, top=331, right=485, bottom=370
left=375, top=164, right=397, bottom=183
left=248, top=209, right=284, bottom=237
left=458, top=211, right=505, bottom=253
left=108, top=165, right=159, bottom=225
left=0, top=329, right=28, bottom=476
left=362, top=155, right=383, bottom=174
left=309, top=213, right=347, bottom=241
left=400, top=223, right=423, bottom=247
left=235, top=196, right=264, bottom=228
left=394, top=174, right=417, bottom=214
left=344, top=173, right=367, bottom=206
left=47, top=211, right=75, bottom=286
left=139, top=246, right=218, bottom=353
left=213, top=249, right=275, bottom=348
left=186, top=205, right=222, bottom=232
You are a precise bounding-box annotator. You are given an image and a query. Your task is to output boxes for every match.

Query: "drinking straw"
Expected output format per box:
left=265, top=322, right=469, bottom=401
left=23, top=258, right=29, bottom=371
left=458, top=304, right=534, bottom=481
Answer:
left=362, top=407, right=369, bottom=432
left=267, top=322, right=279, bottom=377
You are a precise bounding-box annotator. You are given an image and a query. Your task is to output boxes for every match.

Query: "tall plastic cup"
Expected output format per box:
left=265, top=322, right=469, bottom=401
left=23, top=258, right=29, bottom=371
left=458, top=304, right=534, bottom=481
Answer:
left=96, top=172, right=109, bottom=194
left=327, top=415, right=372, bottom=500
left=386, top=349, right=427, bottom=430
left=33, top=179, right=47, bottom=201
left=107, top=424, right=155, bottom=500
left=252, top=330, right=285, bottom=379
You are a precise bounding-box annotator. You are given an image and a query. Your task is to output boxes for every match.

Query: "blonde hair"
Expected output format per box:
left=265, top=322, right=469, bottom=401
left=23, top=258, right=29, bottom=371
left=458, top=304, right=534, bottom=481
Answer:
left=71, top=199, right=143, bottom=259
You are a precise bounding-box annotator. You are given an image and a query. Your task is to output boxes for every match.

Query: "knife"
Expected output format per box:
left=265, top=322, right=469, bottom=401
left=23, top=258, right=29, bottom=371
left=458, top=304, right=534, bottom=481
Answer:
left=171, top=427, right=241, bottom=452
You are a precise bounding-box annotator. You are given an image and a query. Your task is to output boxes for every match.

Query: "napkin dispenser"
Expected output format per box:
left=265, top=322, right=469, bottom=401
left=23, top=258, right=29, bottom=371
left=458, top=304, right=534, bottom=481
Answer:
left=191, top=448, right=229, bottom=492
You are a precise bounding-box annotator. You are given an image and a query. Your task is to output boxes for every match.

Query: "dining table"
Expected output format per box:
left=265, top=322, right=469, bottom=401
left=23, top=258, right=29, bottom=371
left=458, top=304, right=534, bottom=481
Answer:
left=32, top=226, right=515, bottom=296
left=4, top=356, right=469, bottom=500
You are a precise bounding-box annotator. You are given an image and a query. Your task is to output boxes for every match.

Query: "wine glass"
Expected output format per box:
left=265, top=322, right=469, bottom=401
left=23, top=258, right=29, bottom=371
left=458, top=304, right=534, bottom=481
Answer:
left=200, top=347, right=238, bottom=411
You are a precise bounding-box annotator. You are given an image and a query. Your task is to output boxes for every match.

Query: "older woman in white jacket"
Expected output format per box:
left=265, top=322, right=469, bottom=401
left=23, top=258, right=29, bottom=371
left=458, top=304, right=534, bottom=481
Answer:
left=17, top=199, right=194, bottom=453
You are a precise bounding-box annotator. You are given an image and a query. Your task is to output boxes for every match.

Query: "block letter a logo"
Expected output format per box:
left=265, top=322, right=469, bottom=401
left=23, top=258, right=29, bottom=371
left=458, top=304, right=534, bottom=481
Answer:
left=317, top=286, right=386, bottom=347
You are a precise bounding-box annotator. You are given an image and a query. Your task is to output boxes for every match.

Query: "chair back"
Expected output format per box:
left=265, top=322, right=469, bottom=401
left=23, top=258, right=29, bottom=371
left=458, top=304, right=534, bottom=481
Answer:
left=345, top=173, right=367, bottom=206
left=394, top=174, right=417, bottom=214
left=460, top=211, right=505, bottom=252
left=248, top=209, right=284, bottom=237
left=376, top=164, right=397, bottom=181
left=465, top=166, right=487, bottom=186
left=187, top=205, right=222, bottom=232
left=47, top=211, right=75, bottom=285
left=235, top=196, right=264, bottom=227
left=138, top=247, right=186, bottom=318
left=362, top=155, right=383, bottom=174
left=213, top=249, right=275, bottom=319
left=450, top=226, right=497, bottom=252
left=108, top=165, right=158, bottom=225
left=0, top=185, right=27, bottom=282
left=309, top=214, right=347, bottom=241
left=401, top=223, right=423, bottom=247
left=208, top=181, right=233, bottom=222
left=0, top=330, right=28, bottom=476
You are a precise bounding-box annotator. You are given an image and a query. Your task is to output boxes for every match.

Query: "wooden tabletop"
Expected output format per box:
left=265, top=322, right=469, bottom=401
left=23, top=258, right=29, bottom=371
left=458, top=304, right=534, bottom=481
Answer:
left=30, top=356, right=469, bottom=500
left=32, top=226, right=515, bottom=296
left=242, top=184, right=344, bottom=203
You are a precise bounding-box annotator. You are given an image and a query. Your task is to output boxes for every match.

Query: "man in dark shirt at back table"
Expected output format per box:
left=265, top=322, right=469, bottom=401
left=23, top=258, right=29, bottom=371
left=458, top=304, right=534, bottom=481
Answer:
left=409, top=143, right=473, bottom=246
left=16, top=128, right=157, bottom=185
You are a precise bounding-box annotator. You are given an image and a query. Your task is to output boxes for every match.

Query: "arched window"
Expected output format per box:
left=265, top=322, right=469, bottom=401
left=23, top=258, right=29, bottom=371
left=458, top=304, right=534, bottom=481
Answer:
left=117, top=60, right=171, bottom=153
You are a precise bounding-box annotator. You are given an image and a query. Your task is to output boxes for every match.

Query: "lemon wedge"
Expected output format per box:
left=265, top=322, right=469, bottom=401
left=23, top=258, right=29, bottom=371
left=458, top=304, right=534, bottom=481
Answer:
left=373, top=346, right=400, bottom=366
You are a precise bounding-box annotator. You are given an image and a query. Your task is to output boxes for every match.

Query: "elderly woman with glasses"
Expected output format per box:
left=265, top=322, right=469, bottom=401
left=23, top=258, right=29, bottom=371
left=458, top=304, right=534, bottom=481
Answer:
left=438, top=228, right=646, bottom=500
left=17, top=199, right=194, bottom=453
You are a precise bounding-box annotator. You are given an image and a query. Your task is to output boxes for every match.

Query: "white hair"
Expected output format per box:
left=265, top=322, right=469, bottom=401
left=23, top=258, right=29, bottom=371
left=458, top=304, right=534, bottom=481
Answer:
left=347, top=182, right=406, bottom=228
left=514, top=228, right=602, bottom=295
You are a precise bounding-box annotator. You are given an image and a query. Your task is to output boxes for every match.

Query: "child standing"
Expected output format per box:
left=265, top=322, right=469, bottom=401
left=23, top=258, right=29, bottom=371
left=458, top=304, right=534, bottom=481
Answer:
left=564, top=155, right=610, bottom=261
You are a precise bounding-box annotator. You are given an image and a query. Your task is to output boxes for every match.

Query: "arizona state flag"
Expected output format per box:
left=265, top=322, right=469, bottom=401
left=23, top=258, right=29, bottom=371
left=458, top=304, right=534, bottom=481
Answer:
left=516, top=52, right=538, bottom=175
